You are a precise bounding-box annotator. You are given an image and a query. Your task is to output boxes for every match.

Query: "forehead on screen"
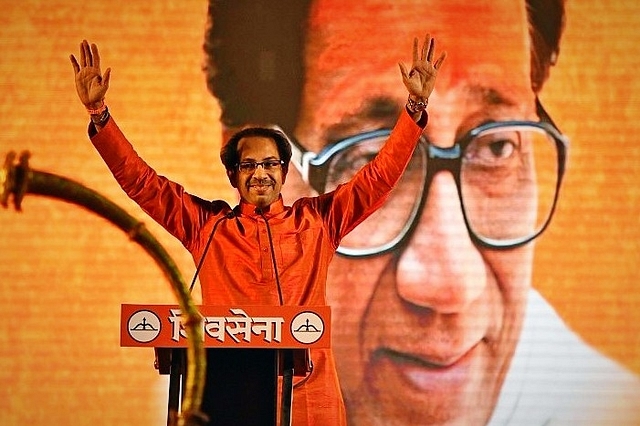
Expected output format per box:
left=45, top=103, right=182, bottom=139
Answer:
left=297, top=0, right=532, bottom=151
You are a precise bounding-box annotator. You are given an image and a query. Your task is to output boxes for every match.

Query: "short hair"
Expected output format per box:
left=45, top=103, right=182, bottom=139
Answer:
left=204, top=0, right=311, bottom=135
left=203, top=0, right=566, bottom=131
left=220, top=126, right=293, bottom=173
left=527, top=0, right=566, bottom=92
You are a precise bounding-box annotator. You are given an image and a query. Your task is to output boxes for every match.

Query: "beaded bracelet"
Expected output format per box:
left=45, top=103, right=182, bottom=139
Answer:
left=86, top=102, right=107, bottom=116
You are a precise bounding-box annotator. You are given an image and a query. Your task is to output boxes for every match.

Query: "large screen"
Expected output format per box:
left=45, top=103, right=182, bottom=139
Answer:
left=1, top=1, right=639, bottom=425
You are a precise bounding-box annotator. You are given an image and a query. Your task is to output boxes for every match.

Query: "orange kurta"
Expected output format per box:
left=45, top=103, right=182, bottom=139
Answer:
left=89, top=109, right=424, bottom=425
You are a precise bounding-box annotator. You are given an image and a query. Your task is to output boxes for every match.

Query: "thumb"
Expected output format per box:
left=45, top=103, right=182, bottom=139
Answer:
left=433, top=52, right=447, bottom=70
left=70, top=55, right=80, bottom=74
left=103, top=67, right=112, bottom=90
left=398, top=62, right=410, bottom=81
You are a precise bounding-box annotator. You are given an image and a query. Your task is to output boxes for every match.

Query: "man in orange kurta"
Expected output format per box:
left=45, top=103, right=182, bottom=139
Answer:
left=71, top=35, right=445, bottom=425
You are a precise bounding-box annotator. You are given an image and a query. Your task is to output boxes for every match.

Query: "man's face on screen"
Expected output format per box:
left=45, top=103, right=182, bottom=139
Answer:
left=285, top=0, right=539, bottom=424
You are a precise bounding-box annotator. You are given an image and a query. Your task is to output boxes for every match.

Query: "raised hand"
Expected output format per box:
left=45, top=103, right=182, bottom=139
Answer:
left=70, top=40, right=111, bottom=110
left=398, top=34, right=446, bottom=101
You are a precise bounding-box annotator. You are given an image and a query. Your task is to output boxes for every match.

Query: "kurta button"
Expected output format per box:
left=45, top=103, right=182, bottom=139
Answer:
left=263, top=248, right=268, bottom=252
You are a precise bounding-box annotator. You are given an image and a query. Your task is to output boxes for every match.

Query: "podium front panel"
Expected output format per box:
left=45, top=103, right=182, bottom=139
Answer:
left=120, top=304, right=331, bottom=349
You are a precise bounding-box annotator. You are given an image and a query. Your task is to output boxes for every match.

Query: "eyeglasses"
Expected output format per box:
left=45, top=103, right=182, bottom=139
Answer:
left=289, top=99, right=569, bottom=257
left=236, top=159, right=285, bottom=174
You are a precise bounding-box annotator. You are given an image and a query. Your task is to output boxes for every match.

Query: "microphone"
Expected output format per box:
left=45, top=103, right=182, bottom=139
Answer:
left=188, top=208, right=235, bottom=293
left=256, top=207, right=284, bottom=305
left=256, top=206, right=313, bottom=390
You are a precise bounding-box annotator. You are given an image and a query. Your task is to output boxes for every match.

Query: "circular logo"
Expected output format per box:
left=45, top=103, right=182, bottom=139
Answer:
left=128, top=310, right=161, bottom=343
left=291, top=311, right=324, bottom=344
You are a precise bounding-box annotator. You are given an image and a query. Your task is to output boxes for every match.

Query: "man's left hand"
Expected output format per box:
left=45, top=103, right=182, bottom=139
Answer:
left=399, top=33, right=447, bottom=100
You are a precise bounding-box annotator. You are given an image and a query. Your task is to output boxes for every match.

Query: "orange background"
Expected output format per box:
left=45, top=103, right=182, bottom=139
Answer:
left=0, top=1, right=638, bottom=425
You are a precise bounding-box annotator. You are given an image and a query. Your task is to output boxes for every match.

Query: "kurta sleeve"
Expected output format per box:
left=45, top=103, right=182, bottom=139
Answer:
left=321, top=108, right=425, bottom=246
left=88, top=117, right=217, bottom=249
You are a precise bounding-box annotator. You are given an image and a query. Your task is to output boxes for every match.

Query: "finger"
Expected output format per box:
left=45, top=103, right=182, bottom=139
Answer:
left=427, top=37, right=435, bottom=63
left=412, top=37, right=419, bottom=63
left=82, top=40, right=93, bottom=67
left=86, top=41, right=93, bottom=67
left=421, top=33, right=430, bottom=61
left=80, top=40, right=87, bottom=67
left=91, top=43, right=100, bottom=71
left=433, top=51, right=447, bottom=70
left=70, top=55, right=80, bottom=74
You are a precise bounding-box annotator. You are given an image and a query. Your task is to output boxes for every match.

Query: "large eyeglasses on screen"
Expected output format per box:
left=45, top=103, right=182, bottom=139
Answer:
left=289, top=100, right=569, bottom=257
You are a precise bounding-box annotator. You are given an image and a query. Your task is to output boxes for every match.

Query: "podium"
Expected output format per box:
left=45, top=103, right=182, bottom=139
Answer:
left=121, top=304, right=331, bottom=426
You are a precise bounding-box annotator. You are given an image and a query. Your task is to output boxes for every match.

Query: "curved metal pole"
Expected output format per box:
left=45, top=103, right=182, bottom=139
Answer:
left=2, top=150, right=207, bottom=426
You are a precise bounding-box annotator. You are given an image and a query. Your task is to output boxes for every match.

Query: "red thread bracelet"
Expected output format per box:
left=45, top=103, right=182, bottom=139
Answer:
left=86, top=102, right=107, bottom=116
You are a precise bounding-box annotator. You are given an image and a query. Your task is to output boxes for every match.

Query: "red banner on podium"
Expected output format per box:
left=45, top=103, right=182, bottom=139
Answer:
left=120, top=304, right=331, bottom=349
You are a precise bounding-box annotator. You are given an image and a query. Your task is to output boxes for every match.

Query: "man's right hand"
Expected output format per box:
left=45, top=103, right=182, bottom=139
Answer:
left=70, top=40, right=111, bottom=110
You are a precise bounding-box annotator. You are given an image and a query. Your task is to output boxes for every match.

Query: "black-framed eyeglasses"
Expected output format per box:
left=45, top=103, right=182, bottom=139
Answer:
left=288, top=99, right=569, bottom=257
left=236, top=159, right=285, bottom=174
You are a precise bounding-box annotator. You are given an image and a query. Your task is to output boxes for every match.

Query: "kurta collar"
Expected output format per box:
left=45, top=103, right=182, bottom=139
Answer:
left=238, top=195, right=285, bottom=218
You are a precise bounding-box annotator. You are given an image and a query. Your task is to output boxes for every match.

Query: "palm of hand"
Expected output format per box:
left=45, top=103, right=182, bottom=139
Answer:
left=75, top=68, right=106, bottom=106
left=406, top=62, right=439, bottom=98
left=70, top=40, right=110, bottom=108
left=399, top=34, right=446, bottom=100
